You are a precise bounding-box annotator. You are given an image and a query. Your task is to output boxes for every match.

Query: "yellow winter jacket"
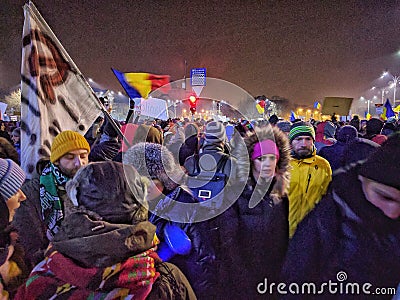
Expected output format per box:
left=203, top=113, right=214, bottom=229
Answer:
left=288, top=152, right=332, bottom=237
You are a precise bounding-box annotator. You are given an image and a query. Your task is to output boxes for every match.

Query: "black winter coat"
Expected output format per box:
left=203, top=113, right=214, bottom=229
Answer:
left=178, top=135, right=199, bottom=166
left=149, top=187, right=217, bottom=299
left=89, top=140, right=121, bottom=162
left=231, top=182, right=289, bottom=299
left=282, top=165, right=400, bottom=299
left=12, top=177, right=49, bottom=269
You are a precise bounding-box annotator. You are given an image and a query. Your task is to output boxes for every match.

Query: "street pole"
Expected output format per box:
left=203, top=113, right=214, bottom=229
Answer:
left=393, top=75, right=399, bottom=106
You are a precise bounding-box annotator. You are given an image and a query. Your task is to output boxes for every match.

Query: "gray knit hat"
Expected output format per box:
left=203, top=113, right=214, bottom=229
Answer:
left=123, top=142, right=181, bottom=191
left=0, top=158, right=26, bottom=201
left=205, top=121, right=226, bottom=143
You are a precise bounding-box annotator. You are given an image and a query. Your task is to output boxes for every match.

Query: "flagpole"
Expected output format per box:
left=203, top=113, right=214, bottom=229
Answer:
left=26, top=2, right=130, bottom=148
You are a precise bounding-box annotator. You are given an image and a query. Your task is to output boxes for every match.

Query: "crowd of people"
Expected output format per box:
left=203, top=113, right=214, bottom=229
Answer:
left=0, top=111, right=399, bottom=299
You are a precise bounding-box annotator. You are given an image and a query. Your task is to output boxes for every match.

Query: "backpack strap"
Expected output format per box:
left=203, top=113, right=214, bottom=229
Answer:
left=192, top=154, right=201, bottom=174
left=216, top=154, right=229, bottom=173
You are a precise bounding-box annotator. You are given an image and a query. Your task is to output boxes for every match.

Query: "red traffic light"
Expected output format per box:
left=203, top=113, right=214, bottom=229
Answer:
left=189, top=95, right=197, bottom=104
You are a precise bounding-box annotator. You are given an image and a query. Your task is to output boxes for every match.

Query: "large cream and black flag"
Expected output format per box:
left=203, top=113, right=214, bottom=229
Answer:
left=21, top=2, right=102, bottom=177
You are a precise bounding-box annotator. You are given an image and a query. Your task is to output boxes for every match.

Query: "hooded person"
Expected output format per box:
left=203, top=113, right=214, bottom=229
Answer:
left=229, top=125, right=291, bottom=298
left=364, top=117, right=387, bottom=145
left=184, top=121, right=236, bottom=183
left=314, top=121, right=336, bottom=153
left=13, top=130, right=91, bottom=270
left=282, top=132, right=400, bottom=299
left=15, top=161, right=196, bottom=300
left=0, top=159, right=28, bottom=298
left=178, top=123, right=199, bottom=166
left=123, top=142, right=217, bottom=299
left=319, top=125, right=358, bottom=171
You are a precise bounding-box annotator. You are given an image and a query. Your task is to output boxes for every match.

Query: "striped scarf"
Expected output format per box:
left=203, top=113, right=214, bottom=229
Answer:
left=16, top=246, right=160, bottom=299
left=39, top=162, right=69, bottom=240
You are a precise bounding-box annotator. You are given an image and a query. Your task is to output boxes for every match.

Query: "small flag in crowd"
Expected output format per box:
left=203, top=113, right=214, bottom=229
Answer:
left=380, top=99, right=396, bottom=120
left=112, top=68, right=170, bottom=99
left=256, top=99, right=265, bottom=114
left=20, top=2, right=102, bottom=178
left=289, top=111, right=297, bottom=122
left=365, top=112, right=372, bottom=120
left=313, top=101, right=321, bottom=109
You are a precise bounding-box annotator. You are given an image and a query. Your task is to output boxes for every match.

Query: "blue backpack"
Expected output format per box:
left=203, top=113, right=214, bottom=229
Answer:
left=186, top=154, right=229, bottom=210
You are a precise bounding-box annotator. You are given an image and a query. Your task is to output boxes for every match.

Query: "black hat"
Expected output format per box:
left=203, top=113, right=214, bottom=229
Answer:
left=268, top=114, right=279, bottom=125
left=359, top=132, right=400, bottom=190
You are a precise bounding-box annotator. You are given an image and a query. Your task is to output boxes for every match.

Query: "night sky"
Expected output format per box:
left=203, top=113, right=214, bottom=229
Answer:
left=1, top=0, right=400, bottom=107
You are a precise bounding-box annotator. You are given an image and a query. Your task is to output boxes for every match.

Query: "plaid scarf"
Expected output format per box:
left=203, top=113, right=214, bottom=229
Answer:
left=16, top=246, right=161, bottom=300
left=39, top=162, right=69, bottom=240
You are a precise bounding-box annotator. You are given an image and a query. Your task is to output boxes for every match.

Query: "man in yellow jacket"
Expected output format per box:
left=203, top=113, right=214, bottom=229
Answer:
left=288, top=121, right=332, bottom=237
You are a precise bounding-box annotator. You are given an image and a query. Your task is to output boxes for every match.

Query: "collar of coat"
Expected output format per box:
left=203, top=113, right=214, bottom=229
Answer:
left=51, top=211, right=156, bottom=268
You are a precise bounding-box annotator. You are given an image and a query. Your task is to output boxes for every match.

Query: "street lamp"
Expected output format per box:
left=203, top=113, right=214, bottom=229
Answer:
left=389, top=75, right=400, bottom=106
left=361, top=97, right=374, bottom=115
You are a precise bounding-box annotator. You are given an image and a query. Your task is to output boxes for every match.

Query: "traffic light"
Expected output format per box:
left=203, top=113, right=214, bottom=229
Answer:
left=189, top=95, right=197, bottom=114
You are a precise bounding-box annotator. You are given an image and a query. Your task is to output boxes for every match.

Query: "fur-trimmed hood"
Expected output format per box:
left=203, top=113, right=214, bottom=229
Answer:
left=232, top=125, right=291, bottom=199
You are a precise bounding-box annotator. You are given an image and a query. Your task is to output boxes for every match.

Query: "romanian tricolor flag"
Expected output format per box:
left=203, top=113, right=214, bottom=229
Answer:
left=256, top=99, right=265, bottom=114
left=313, top=101, right=321, bottom=109
left=289, top=111, right=297, bottom=122
left=380, top=98, right=396, bottom=120
left=112, top=68, right=170, bottom=99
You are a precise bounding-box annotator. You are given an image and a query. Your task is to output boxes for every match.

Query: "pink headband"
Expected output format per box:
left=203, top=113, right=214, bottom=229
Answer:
left=251, top=140, right=280, bottom=161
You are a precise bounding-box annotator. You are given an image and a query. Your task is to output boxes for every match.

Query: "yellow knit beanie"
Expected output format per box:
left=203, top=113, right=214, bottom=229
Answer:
left=50, top=131, right=90, bottom=163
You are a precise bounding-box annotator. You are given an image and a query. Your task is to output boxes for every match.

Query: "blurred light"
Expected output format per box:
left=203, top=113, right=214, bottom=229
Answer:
left=88, top=78, right=93, bottom=82
left=381, top=71, right=389, bottom=78
left=189, top=95, right=196, bottom=103
left=371, top=86, right=376, bottom=90
left=118, top=91, right=123, bottom=96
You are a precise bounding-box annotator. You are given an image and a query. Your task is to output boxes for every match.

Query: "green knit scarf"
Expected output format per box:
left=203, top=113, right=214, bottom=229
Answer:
left=39, top=162, right=69, bottom=240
